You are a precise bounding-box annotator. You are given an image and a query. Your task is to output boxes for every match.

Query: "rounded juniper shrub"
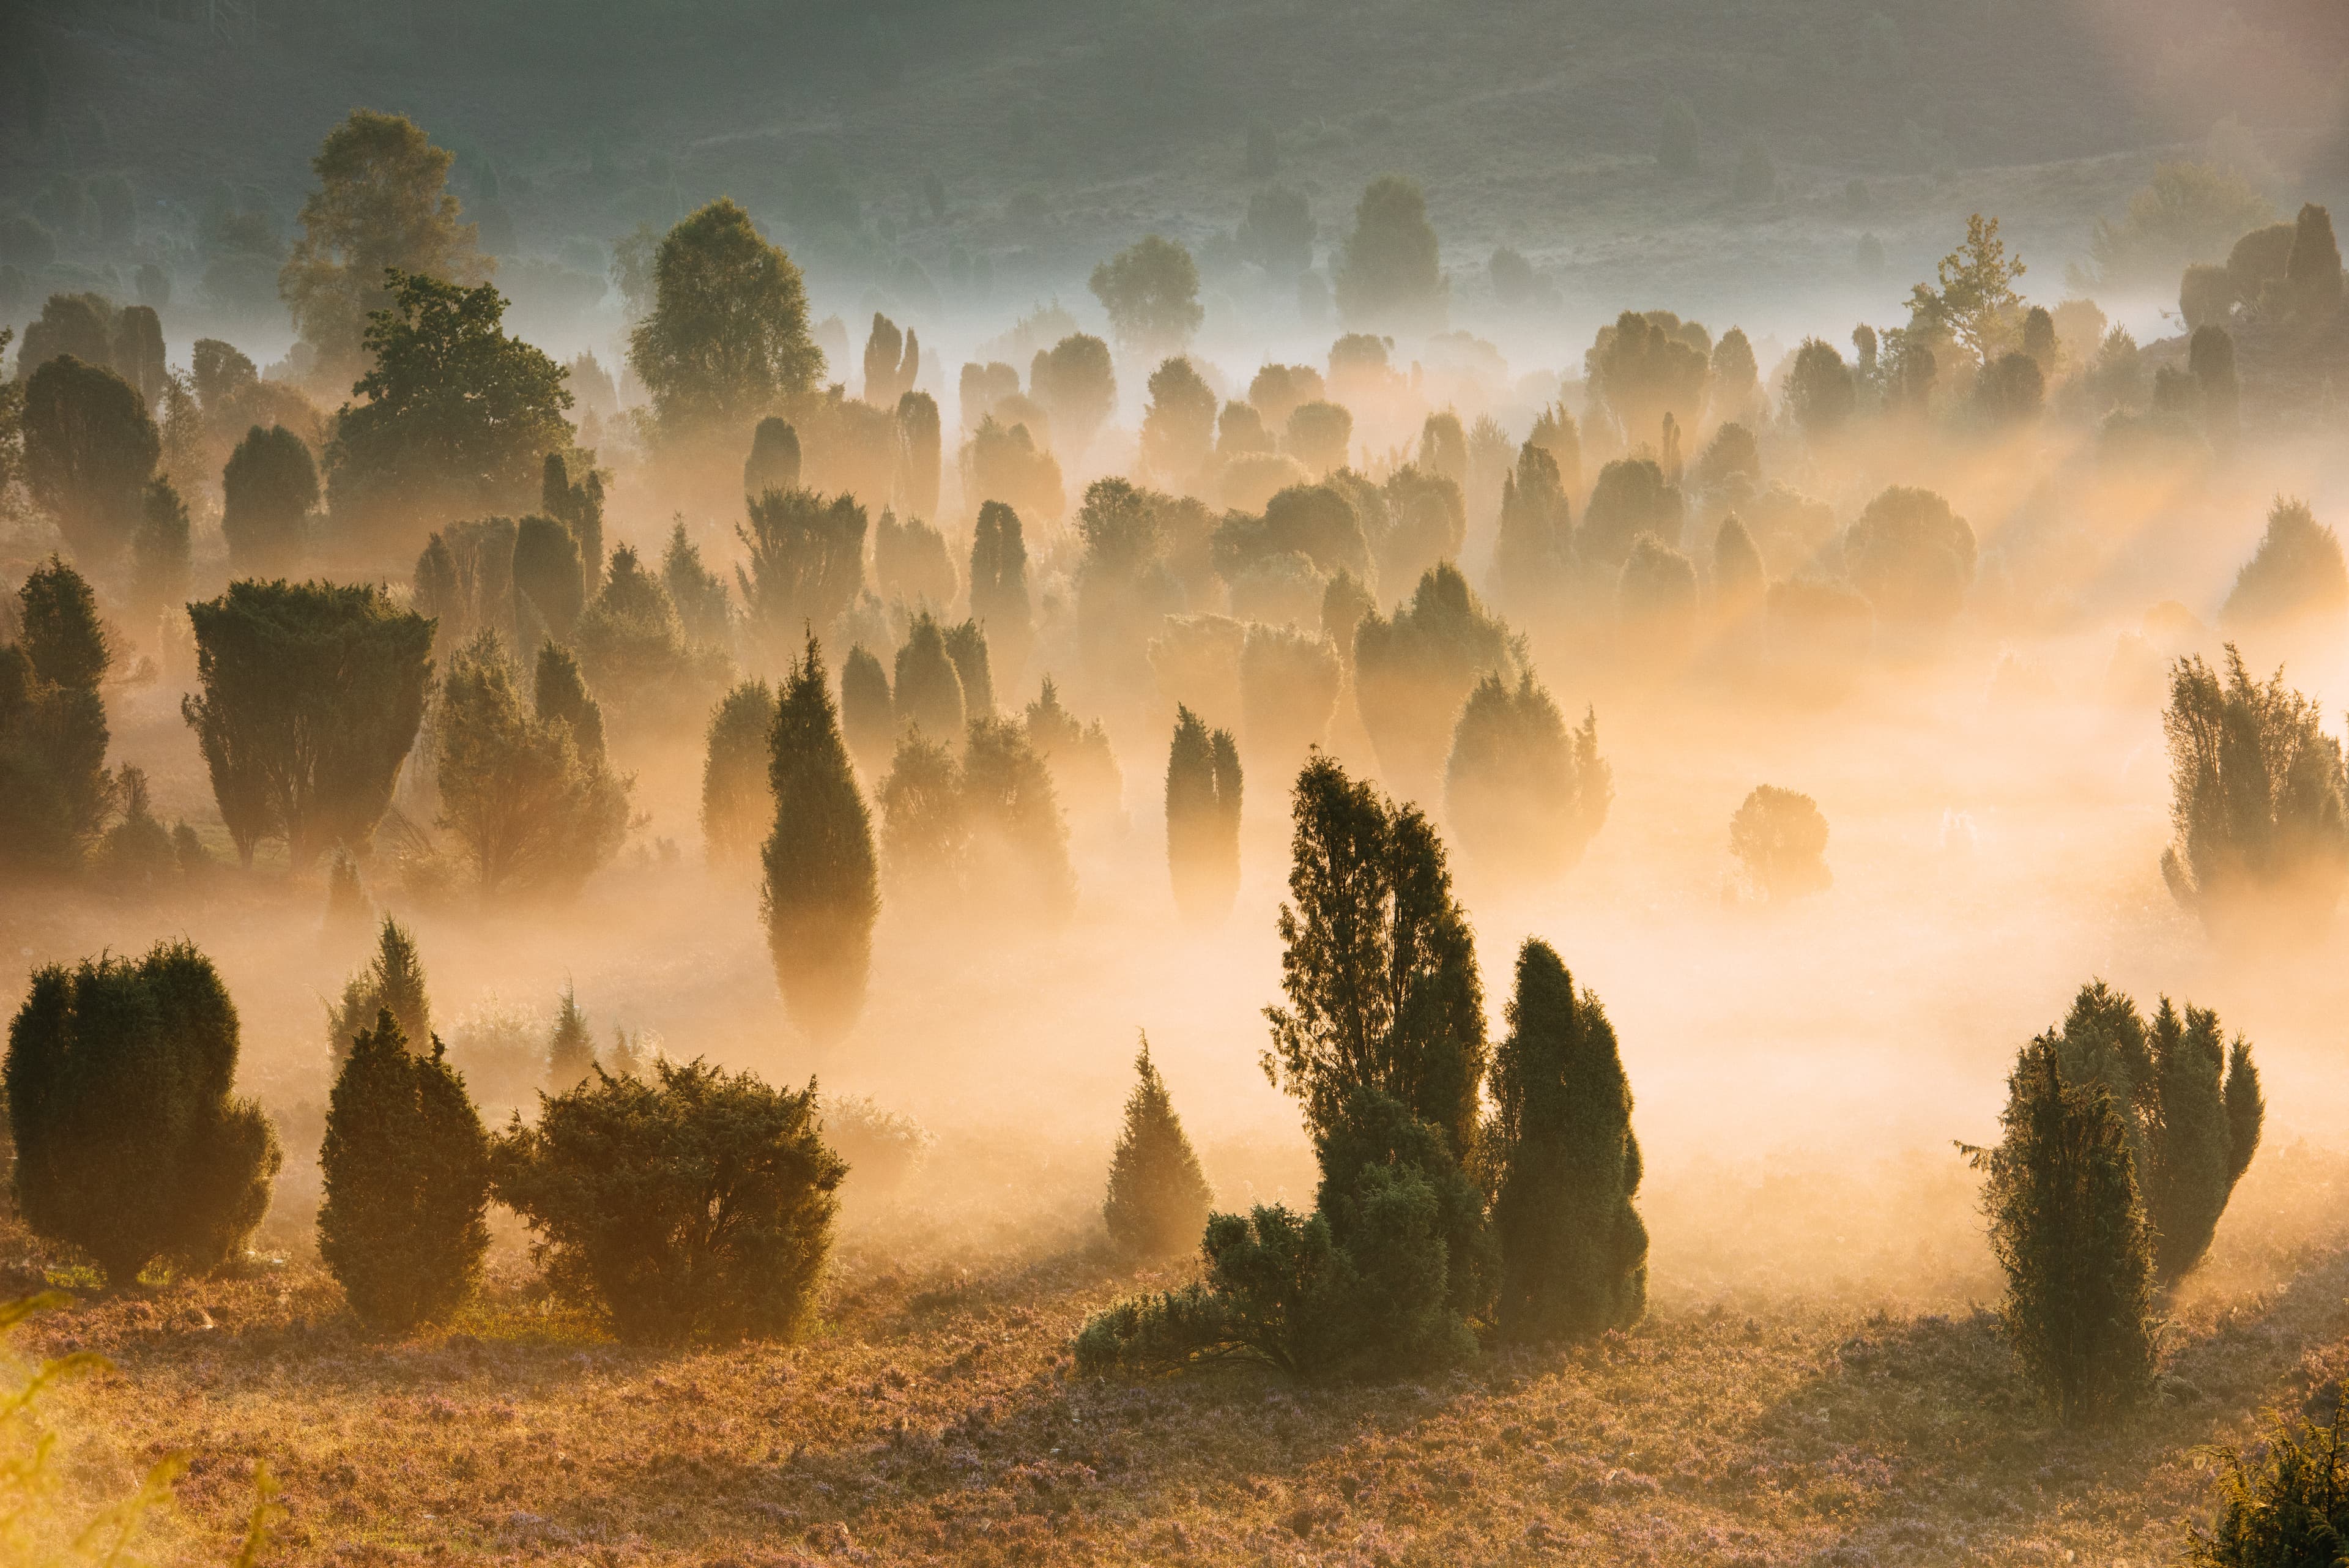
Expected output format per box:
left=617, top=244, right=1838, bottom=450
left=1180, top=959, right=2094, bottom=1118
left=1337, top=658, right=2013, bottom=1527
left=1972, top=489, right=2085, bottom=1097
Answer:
left=491, top=1057, right=846, bottom=1343
left=317, top=1009, right=491, bottom=1332
left=5, top=940, right=281, bottom=1287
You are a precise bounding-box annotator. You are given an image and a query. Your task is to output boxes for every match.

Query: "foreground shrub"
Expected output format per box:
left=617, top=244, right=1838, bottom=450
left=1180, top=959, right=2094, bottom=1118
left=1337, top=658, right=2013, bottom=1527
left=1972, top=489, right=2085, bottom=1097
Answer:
left=317, top=1010, right=491, bottom=1332
left=1483, top=940, right=1647, bottom=1341
left=491, top=1057, right=845, bottom=1343
left=1102, top=1035, right=1213, bottom=1259
left=5, top=941, right=281, bottom=1287
left=2045, top=980, right=2262, bottom=1283
left=2182, top=1383, right=2349, bottom=1566
left=1969, top=1033, right=2158, bottom=1426
left=2159, top=647, right=2349, bottom=937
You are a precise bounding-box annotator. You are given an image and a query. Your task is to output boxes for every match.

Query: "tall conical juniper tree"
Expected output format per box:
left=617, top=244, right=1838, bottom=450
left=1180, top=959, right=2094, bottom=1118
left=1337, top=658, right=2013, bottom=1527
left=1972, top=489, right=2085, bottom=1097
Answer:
left=1969, top=1032, right=2158, bottom=1427
left=762, top=634, right=880, bottom=1040
left=1483, top=939, right=1647, bottom=1340
left=317, top=1009, right=492, bottom=1332
left=1165, top=705, right=1242, bottom=923
left=839, top=645, right=895, bottom=776
left=5, top=940, right=283, bottom=1287
left=1102, top=1033, right=1214, bottom=1259
left=327, top=914, right=432, bottom=1070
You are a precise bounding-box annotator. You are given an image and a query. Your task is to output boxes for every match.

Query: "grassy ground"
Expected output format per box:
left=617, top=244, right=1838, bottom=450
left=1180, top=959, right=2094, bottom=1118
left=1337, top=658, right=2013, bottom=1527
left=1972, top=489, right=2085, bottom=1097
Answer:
left=20, top=1135, right=2349, bottom=1567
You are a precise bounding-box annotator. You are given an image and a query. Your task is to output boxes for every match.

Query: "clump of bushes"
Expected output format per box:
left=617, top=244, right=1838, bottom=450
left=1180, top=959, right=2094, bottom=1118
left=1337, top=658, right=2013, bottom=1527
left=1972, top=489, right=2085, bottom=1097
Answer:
left=1165, top=705, right=1241, bottom=924
left=2159, top=647, right=2349, bottom=938
left=878, top=714, right=1075, bottom=922
left=5, top=941, right=281, bottom=1287
left=1354, top=563, right=1520, bottom=805
left=491, top=1058, right=845, bottom=1343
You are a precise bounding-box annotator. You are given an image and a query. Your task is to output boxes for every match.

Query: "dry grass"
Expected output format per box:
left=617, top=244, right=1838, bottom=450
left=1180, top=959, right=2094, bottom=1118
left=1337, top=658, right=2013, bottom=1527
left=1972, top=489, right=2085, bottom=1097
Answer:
left=16, top=1137, right=2348, bottom=1568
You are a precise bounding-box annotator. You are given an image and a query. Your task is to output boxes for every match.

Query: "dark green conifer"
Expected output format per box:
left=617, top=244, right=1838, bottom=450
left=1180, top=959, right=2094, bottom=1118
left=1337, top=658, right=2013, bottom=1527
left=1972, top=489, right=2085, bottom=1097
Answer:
left=700, top=678, right=777, bottom=865
left=1971, top=1033, right=2158, bottom=1425
left=4, top=940, right=282, bottom=1286
left=968, top=500, right=1032, bottom=673
left=1484, top=940, right=1647, bottom=1340
left=131, top=477, right=193, bottom=626
left=1102, top=1034, right=1214, bottom=1259
left=221, top=423, right=317, bottom=578
left=743, top=415, right=802, bottom=498
left=1165, top=705, right=1242, bottom=923
left=761, top=635, right=880, bottom=1039
left=317, top=1009, right=491, bottom=1332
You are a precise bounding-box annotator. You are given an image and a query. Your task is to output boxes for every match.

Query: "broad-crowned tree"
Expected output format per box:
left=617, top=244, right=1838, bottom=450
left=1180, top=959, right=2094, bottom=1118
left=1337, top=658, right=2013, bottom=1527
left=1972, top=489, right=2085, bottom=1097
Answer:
left=629, top=199, right=822, bottom=444
left=183, top=579, right=432, bottom=869
left=734, top=488, right=867, bottom=663
left=1843, top=485, right=1976, bottom=639
left=1264, top=752, right=1486, bottom=1160
left=1089, top=235, right=1203, bottom=360
left=1334, top=175, right=1443, bottom=332
left=491, top=1057, right=845, bottom=1342
left=1970, top=1033, right=2157, bottom=1426
left=5, top=940, right=281, bottom=1286
left=1102, top=1034, right=1213, bottom=1258
left=1728, top=784, right=1832, bottom=900
left=1446, top=673, right=1609, bottom=885
left=221, top=423, right=318, bottom=578
left=281, top=110, right=489, bottom=394
left=1165, top=705, right=1242, bottom=924
left=324, top=271, right=573, bottom=549
left=700, top=678, right=777, bottom=864
left=1484, top=939, right=1647, bottom=1340
left=1354, top=563, right=1520, bottom=807
left=317, top=1009, right=491, bottom=1331
left=23, top=354, right=157, bottom=563
left=1578, top=456, right=1685, bottom=573
left=762, top=636, right=880, bottom=1039
left=1029, top=334, right=1115, bottom=459
left=1138, top=358, right=1216, bottom=488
